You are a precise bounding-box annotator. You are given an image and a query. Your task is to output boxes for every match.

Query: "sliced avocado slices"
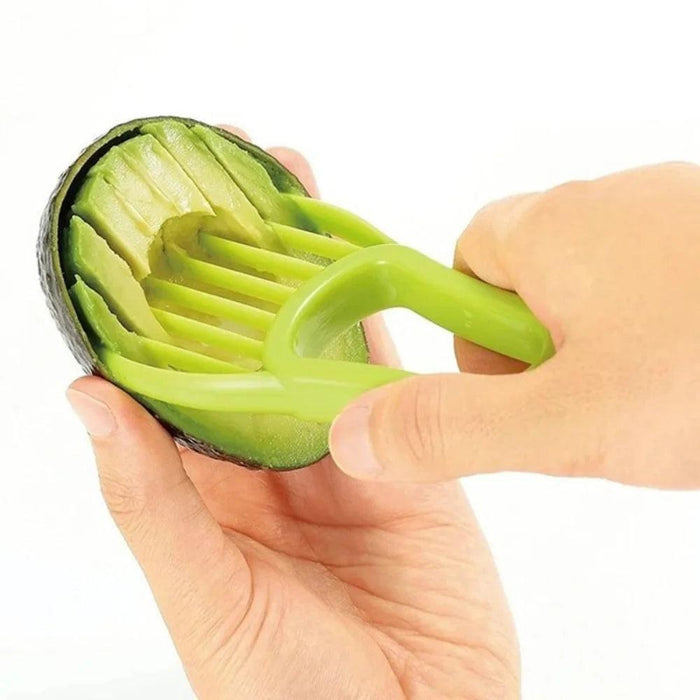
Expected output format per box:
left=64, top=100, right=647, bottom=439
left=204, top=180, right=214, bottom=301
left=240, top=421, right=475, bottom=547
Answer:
left=39, top=116, right=369, bottom=469
left=65, top=216, right=168, bottom=341
left=71, top=277, right=237, bottom=373
left=72, top=176, right=152, bottom=279
left=90, top=144, right=180, bottom=230
left=191, top=125, right=293, bottom=224
left=118, top=135, right=213, bottom=216
left=141, top=120, right=277, bottom=249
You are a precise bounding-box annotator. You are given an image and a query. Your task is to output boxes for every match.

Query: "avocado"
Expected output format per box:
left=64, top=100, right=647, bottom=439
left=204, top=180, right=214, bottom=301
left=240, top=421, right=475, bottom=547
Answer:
left=117, top=135, right=213, bottom=216
left=38, top=116, right=369, bottom=469
left=191, top=124, right=292, bottom=224
left=65, top=216, right=168, bottom=341
left=89, top=143, right=181, bottom=229
left=141, top=120, right=277, bottom=249
left=71, top=277, right=236, bottom=373
left=72, top=175, right=153, bottom=278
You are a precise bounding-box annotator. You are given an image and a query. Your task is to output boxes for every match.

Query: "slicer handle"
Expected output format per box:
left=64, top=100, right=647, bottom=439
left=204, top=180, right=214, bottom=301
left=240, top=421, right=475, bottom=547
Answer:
left=261, top=244, right=556, bottom=422
left=272, top=244, right=555, bottom=368
left=398, top=250, right=554, bottom=366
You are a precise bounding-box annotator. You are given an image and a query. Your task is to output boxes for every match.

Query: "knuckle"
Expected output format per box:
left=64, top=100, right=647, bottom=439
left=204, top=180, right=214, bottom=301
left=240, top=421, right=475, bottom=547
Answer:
left=548, top=177, right=592, bottom=197
left=458, top=192, right=549, bottom=266
left=657, top=160, right=698, bottom=173
left=460, top=198, right=509, bottom=245
left=505, top=179, right=594, bottom=245
left=654, top=161, right=700, bottom=189
left=523, top=179, right=590, bottom=223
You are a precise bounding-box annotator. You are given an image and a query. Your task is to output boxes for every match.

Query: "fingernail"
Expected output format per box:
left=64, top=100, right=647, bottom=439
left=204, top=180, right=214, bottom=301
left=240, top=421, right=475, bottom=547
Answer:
left=66, top=389, right=116, bottom=438
left=329, top=401, right=383, bottom=477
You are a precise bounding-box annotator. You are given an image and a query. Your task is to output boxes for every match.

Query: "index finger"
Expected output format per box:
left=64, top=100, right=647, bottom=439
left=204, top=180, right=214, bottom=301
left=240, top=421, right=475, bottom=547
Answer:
left=452, top=193, right=538, bottom=374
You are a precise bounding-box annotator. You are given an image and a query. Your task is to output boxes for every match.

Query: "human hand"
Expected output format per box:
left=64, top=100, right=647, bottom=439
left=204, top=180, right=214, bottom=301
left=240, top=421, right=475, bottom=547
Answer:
left=331, top=164, right=700, bottom=489
left=66, top=136, right=519, bottom=699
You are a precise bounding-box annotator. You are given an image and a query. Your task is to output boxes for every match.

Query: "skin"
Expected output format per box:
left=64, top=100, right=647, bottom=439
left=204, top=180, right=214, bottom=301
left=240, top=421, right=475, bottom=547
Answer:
left=331, top=163, right=700, bottom=489
left=66, top=136, right=520, bottom=699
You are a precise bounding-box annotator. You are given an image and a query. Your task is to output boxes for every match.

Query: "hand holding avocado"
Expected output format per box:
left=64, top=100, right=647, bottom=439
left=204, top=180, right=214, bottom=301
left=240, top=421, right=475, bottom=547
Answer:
left=65, top=141, right=520, bottom=698
left=331, top=163, right=700, bottom=489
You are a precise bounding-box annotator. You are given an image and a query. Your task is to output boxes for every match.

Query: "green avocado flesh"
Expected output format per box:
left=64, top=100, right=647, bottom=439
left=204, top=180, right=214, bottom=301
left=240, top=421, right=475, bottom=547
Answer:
left=58, top=118, right=368, bottom=468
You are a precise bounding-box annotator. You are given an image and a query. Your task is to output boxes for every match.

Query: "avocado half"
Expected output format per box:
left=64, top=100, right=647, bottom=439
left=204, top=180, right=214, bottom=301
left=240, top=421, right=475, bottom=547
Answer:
left=38, top=116, right=369, bottom=469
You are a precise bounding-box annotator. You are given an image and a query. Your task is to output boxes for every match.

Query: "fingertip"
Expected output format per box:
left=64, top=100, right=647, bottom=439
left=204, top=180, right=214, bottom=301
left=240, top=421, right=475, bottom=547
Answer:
left=329, top=398, right=383, bottom=480
left=68, top=375, right=135, bottom=413
left=66, top=375, right=180, bottom=469
left=68, top=375, right=166, bottom=438
left=66, top=381, right=116, bottom=439
left=217, top=124, right=251, bottom=141
left=68, top=374, right=110, bottom=395
left=267, top=146, right=320, bottom=197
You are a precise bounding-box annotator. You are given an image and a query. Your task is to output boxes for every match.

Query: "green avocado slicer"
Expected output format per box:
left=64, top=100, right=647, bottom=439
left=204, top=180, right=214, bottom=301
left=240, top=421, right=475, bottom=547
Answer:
left=101, top=194, right=555, bottom=423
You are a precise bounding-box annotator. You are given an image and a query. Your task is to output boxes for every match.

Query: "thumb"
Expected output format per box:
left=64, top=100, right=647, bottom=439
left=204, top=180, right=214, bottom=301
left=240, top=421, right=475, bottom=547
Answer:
left=66, top=376, right=251, bottom=667
left=329, top=364, right=608, bottom=482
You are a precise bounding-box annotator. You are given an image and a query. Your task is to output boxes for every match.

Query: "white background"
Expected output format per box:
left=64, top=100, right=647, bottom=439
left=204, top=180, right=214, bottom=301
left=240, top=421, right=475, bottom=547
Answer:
left=2, top=1, right=700, bottom=698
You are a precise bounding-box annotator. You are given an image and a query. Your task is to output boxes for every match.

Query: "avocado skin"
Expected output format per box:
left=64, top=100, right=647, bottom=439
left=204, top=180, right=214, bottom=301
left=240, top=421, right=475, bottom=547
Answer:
left=38, top=116, right=358, bottom=470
